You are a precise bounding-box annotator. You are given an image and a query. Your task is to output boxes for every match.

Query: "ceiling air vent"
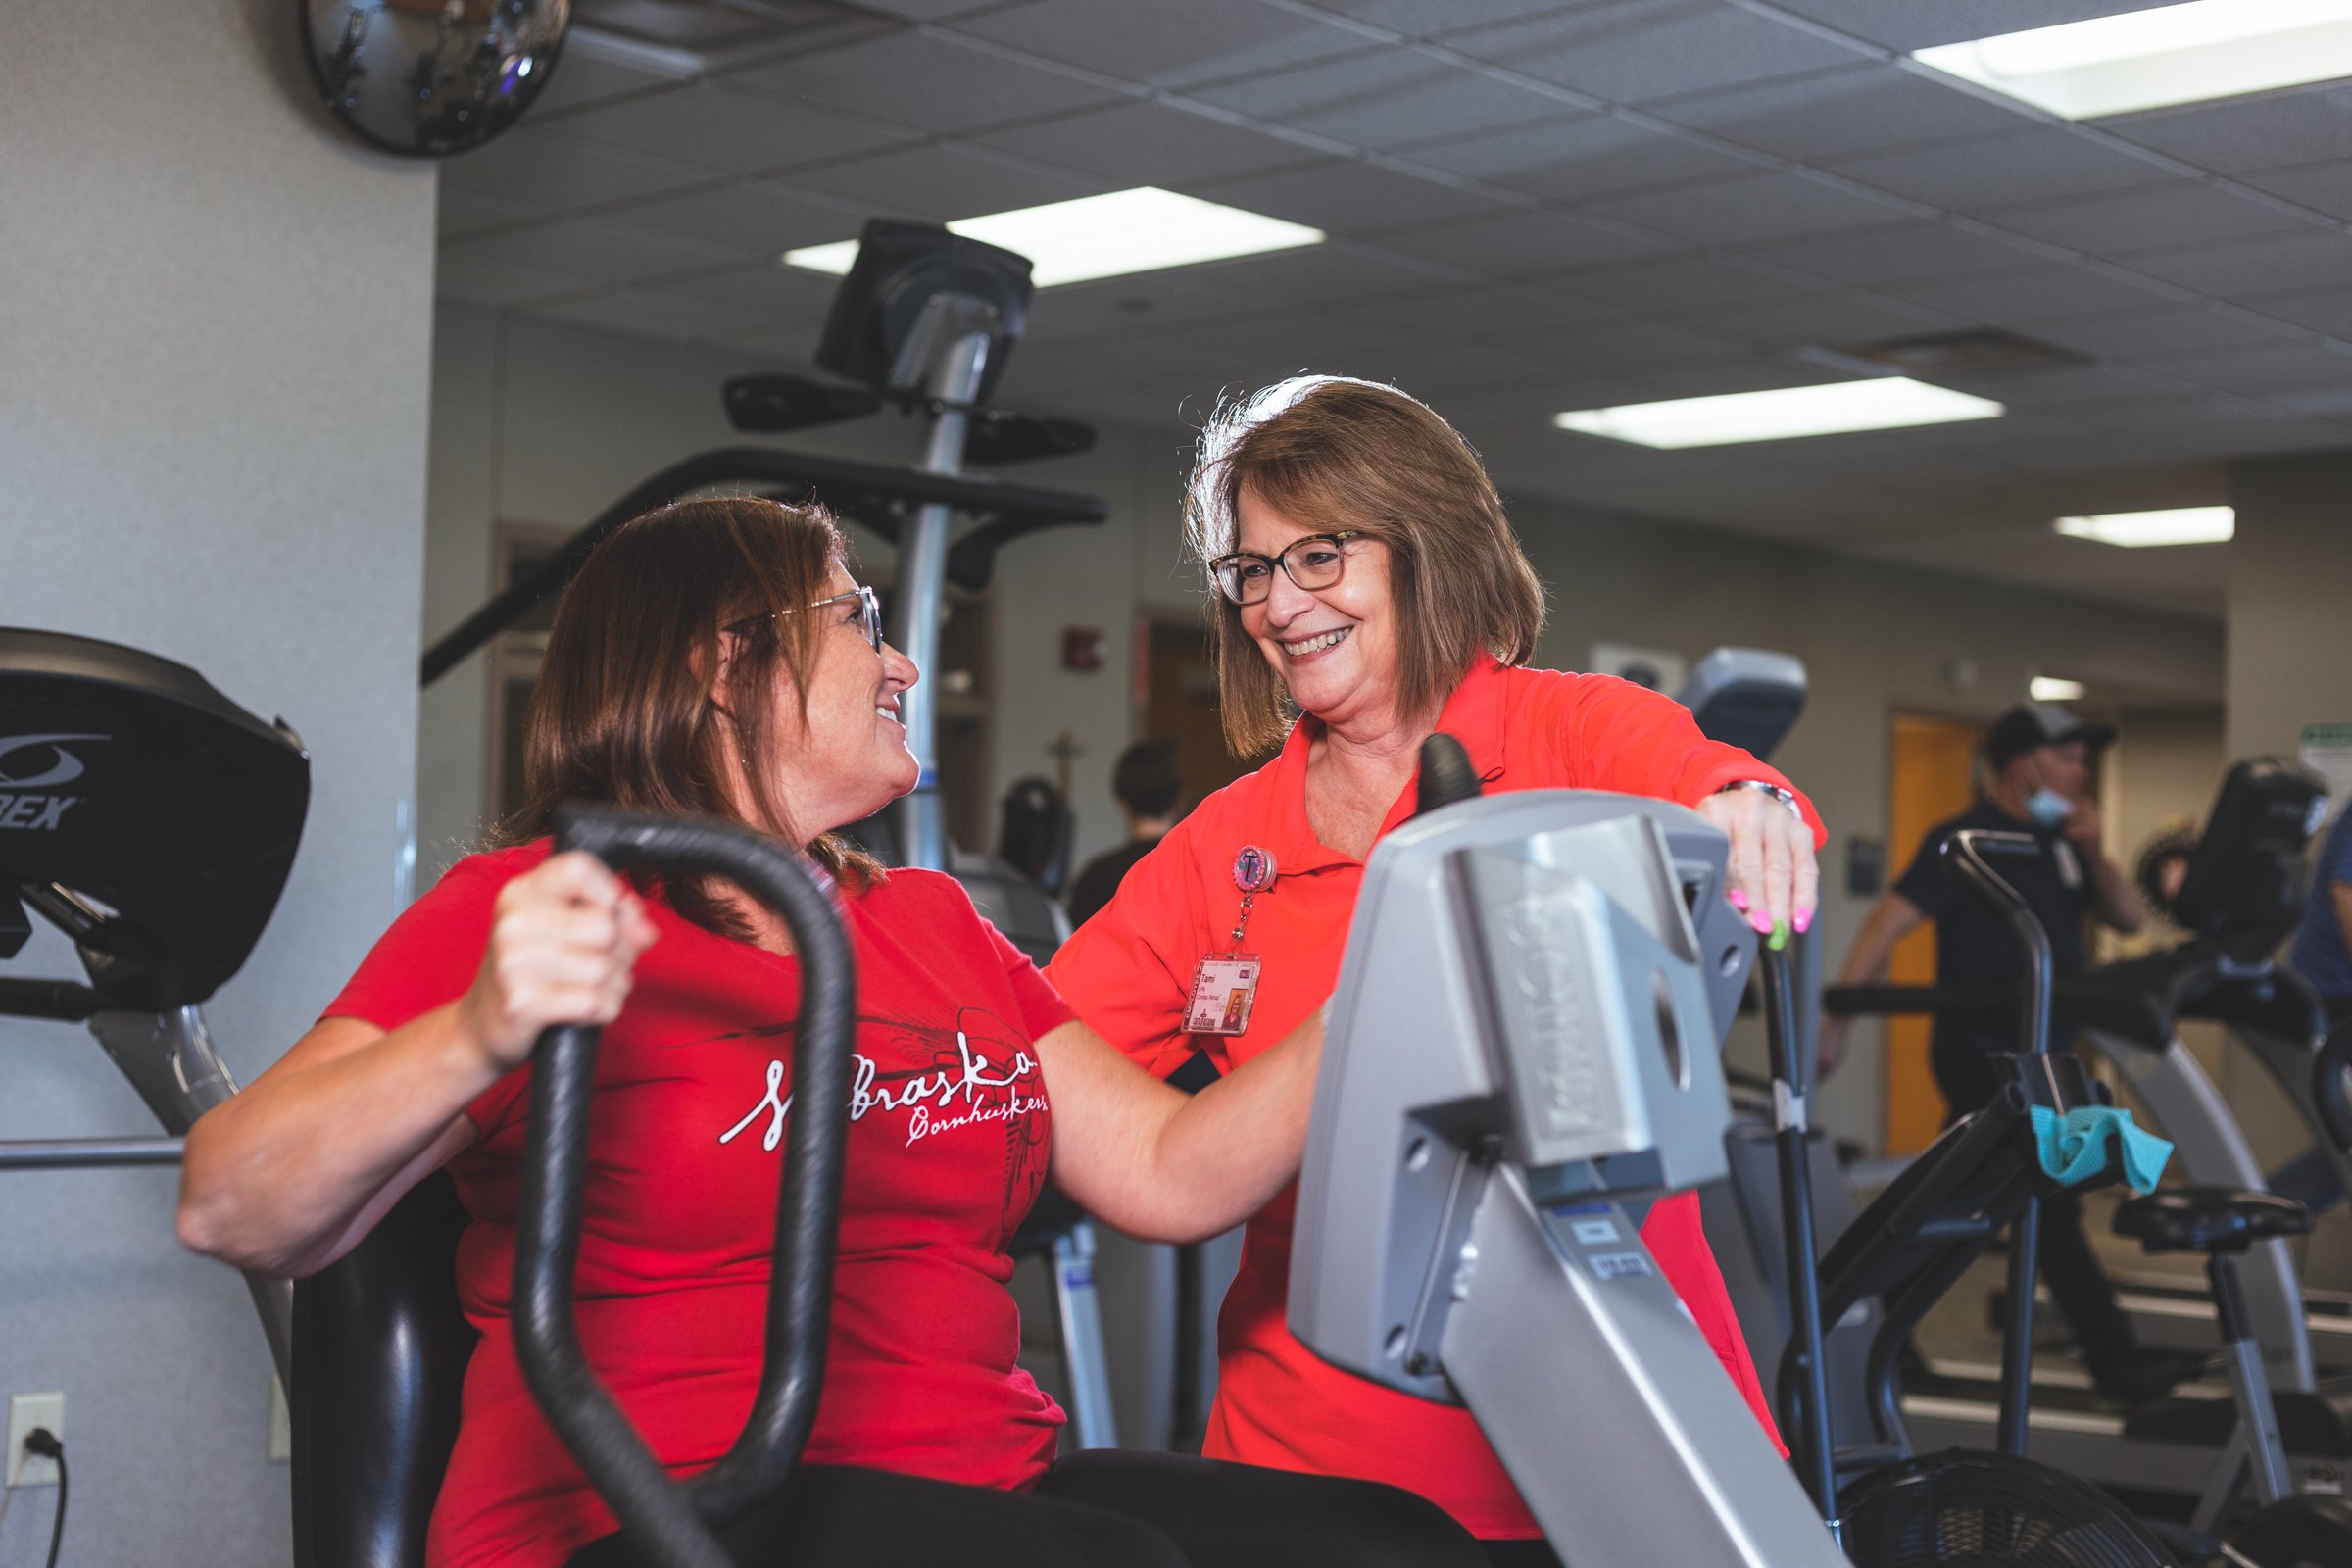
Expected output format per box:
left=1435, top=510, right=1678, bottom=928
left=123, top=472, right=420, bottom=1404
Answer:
left=1834, top=328, right=2087, bottom=377
left=569, top=0, right=885, bottom=75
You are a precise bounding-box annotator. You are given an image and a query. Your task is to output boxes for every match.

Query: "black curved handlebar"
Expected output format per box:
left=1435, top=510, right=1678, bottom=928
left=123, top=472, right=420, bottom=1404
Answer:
left=1943, top=830, right=2053, bottom=1059
left=2316, top=1020, right=2352, bottom=1154
left=511, top=807, right=859, bottom=1568
left=1415, top=733, right=1480, bottom=816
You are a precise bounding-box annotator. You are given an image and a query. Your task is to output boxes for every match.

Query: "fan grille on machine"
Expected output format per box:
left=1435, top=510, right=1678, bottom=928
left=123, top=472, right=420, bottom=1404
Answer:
left=1840, top=1451, right=2178, bottom=1568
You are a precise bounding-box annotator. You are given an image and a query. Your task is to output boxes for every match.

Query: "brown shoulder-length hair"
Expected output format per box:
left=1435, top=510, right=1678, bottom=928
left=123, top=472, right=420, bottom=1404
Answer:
left=1184, top=378, right=1546, bottom=759
left=503, top=494, right=882, bottom=934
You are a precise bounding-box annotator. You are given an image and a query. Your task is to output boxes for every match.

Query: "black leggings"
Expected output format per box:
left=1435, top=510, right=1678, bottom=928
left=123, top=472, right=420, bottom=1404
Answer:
left=570, top=1449, right=1490, bottom=1568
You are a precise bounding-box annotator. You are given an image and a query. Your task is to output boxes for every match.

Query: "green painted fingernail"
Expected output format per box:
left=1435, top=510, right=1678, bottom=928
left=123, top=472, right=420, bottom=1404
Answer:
left=1768, top=920, right=1789, bottom=952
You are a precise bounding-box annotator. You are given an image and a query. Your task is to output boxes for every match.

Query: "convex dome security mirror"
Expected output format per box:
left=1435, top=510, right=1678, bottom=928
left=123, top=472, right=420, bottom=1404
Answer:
left=299, top=0, right=569, bottom=158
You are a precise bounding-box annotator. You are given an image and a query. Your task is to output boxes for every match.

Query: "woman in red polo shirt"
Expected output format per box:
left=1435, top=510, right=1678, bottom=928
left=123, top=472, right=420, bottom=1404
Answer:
left=176, top=498, right=1484, bottom=1568
left=1048, top=377, right=1827, bottom=1567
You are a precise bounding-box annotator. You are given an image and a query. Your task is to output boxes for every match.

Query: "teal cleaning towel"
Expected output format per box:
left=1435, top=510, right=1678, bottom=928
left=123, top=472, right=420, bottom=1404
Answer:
left=2029, top=1104, right=2173, bottom=1195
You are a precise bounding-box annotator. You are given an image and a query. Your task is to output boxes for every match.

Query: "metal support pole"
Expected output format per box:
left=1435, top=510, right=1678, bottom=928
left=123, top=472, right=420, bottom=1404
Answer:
left=1760, top=943, right=1838, bottom=1531
left=0, top=1137, right=183, bottom=1169
left=889, top=330, right=993, bottom=871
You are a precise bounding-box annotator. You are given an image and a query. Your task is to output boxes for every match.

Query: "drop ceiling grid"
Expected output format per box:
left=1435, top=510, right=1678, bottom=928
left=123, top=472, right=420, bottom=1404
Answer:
left=431, top=0, right=2352, bottom=615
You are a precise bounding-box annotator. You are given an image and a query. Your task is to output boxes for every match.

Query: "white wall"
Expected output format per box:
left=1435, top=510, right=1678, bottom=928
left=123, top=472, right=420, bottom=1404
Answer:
left=0, top=1, right=436, bottom=1561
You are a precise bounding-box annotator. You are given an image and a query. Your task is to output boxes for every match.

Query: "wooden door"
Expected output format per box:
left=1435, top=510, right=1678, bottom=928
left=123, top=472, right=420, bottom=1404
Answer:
left=1144, top=619, right=1256, bottom=810
left=1884, top=713, right=1985, bottom=1154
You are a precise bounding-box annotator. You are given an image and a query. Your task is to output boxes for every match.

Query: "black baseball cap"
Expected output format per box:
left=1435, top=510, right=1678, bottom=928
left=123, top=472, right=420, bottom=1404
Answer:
left=1986, top=702, right=2117, bottom=769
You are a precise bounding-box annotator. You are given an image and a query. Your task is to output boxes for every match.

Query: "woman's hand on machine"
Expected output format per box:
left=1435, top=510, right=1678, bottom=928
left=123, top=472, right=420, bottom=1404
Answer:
left=1697, top=788, right=1819, bottom=949
left=456, top=852, right=659, bottom=1071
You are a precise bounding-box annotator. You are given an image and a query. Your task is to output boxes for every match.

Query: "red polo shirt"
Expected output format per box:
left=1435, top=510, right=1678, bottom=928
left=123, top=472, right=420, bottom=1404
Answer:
left=1049, top=657, right=1824, bottom=1539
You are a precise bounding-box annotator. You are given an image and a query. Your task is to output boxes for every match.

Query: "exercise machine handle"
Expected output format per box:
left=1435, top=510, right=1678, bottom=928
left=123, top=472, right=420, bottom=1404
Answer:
left=1758, top=941, right=1838, bottom=1532
left=1415, top=732, right=1481, bottom=816
left=511, top=806, right=859, bottom=1568
left=1943, top=831, right=2053, bottom=1059
left=2316, top=1020, right=2352, bottom=1154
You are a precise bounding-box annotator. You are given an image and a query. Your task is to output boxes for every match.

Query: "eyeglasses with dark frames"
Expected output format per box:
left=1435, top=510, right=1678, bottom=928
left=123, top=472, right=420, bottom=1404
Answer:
left=1207, top=531, right=1364, bottom=606
left=728, top=584, right=885, bottom=654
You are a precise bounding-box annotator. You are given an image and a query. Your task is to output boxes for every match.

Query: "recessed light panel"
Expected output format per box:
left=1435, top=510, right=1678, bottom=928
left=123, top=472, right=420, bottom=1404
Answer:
left=2055, top=507, right=2235, bottom=547
left=2030, top=676, right=2086, bottom=702
left=783, top=188, right=1324, bottom=288
left=1553, top=378, right=2004, bottom=449
left=1913, top=0, right=2352, bottom=121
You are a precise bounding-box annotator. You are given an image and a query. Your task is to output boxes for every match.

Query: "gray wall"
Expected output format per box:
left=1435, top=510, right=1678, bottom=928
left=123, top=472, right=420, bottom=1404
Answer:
left=2227, top=454, right=2352, bottom=762
left=0, top=1, right=436, bottom=1561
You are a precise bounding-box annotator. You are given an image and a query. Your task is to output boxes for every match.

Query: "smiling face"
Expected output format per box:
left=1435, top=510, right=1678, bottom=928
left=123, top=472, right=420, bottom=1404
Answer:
left=729, top=564, right=920, bottom=841
left=1234, top=486, right=1399, bottom=733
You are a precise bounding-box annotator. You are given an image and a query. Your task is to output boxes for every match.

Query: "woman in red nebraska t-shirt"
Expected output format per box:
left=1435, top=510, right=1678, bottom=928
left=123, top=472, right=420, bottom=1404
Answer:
left=176, top=498, right=1484, bottom=1568
left=1047, top=377, right=1827, bottom=1567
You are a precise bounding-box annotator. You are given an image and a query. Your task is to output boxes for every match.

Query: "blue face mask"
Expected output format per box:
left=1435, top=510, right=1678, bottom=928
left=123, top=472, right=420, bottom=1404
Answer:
left=2026, top=787, right=2073, bottom=828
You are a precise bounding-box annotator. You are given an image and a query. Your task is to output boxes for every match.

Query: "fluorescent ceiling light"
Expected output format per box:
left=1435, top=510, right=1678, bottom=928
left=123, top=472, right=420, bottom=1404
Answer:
left=1913, top=0, right=2352, bottom=120
left=782, top=188, right=1324, bottom=288
left=2030, top=676, right=2086, bottom=702
left=1553, top=378, right=2003, bottom=449
left=2055, top=506, right=2235, bottom=547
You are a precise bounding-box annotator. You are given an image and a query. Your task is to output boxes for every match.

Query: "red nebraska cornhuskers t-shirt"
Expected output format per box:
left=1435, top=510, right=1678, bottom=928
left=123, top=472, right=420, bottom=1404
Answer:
left=324, top=843, right=1070, bottom=1568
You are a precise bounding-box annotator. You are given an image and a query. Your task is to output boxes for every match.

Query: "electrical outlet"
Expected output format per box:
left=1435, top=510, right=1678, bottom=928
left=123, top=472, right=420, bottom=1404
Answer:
left=268, top=1375, right=291, bottom=1463
left=7, top=1393, right=63, bottom=1488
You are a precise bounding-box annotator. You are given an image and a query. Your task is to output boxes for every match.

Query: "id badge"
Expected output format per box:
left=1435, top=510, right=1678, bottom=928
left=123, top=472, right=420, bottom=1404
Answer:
left=1187, top=953, right=1262, bottom=1037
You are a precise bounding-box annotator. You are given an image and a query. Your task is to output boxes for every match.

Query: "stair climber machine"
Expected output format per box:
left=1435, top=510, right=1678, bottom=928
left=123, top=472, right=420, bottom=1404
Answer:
left=1828, top=761, right=2352, bottom=1517
left=0, top=626, right=311, bottom=1386
left=417, top=218, right=1123, bottom=1446
left=1288, top=738, right=2219, bottom=1565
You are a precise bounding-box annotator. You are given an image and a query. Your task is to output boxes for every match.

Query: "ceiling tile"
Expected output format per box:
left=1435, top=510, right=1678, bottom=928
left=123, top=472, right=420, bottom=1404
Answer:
left=2246, top=287, right=2352, bottom=339
left=436, top=254, right=593, bottom=308
left=1393, top=112, right=1756, bottom=200
left=441, top=218, right=751, bottom=286
left=1656, top=63, right=2031, bottom=162
left=2126, top=229, right=2352, bottom=298
left=530, top=52, right=677, bottom=118
left=1187, top=241, right=1466, bottom=305
left=947, top=0, right=1369, bottom=89
left=1676, top=291, right=1952, bottom=347
left=439, top=185, right=553, bottom=239
left=440, top=128, right=721, bottom=209
left=1552, top=254, right=1803, bottom=311
left=1371, top=207, right=1674, bottom=275
left=1886, top=264, right=2178, bottom=323
left=1987, top=182, right=2316, bottom=257
left=1750, top=221, right=2045, bottom=287
left=1502, top=316, right=1751, bottom=368
left=1585, top=169, right=1909, bottom=246
left=646, top=263, right=845, bottom=323
left=553, top=81, right=912, bottom=177
left=2028, top=306, right=2306, bottom=364
left=1025, top=273, right=1265, bottom=335
left=1822, top=126, right=2178, bottom=213
left=2137, top=339, right=2352, bottom=396
left=2103, top=84, right=2352, bottom=176
left=1948, top=365, right=2173, bottom=411
left=1754, top=0, right=2156, bottom=53
left=2239, top=161, right=2352, bottom=224
left=724, top=30, right=1119, bottom=133
left=1445, top=2, right=1863, bottom=107
left=595, top=180, right=869, bottom=255
left=1190, top=47, right=1570, bottom=149
left=968, top=100, right=1312, bottom=184
left=1302, top=0, right=1592, bottom=36
left=779, top=144, right=1104, bottom=221
left=1186, top=159, right=1498, bottom=235
left=1350, top=283, right=1620, bottom=337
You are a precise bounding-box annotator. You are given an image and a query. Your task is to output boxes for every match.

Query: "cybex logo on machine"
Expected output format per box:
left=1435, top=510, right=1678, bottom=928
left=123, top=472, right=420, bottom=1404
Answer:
left=0, top=732, right=104, bottom=832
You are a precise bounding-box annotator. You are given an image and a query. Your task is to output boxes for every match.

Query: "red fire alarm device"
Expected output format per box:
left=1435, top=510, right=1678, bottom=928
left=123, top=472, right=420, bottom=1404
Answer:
left=1063, top=626, right=1107, bottom=671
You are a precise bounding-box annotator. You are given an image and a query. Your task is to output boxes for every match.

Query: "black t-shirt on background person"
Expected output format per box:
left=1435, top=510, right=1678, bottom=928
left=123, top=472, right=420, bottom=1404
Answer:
left=1065, top=834, right=1164, bottom=930
left=1893, top=799, right=2096, bottom=1061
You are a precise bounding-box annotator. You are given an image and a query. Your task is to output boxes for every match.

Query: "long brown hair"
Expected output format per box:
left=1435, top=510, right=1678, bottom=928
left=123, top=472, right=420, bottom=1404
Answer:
left=1185, top=379, right=1546, bottom=759
left=507, top=495, right=882, bottom=933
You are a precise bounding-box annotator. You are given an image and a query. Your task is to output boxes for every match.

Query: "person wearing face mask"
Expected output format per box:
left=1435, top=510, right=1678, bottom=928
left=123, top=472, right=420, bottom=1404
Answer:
left=1818, top=702, right=2171, bottom=1403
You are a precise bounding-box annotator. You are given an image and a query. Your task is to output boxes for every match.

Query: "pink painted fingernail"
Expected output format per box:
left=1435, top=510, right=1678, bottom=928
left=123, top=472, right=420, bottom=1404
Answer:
left=1794, top=906, right=1814, bottom=935
left=1750, top=909, right=1774, bottom=935
left=1728, top=890, right=1749, bottom=911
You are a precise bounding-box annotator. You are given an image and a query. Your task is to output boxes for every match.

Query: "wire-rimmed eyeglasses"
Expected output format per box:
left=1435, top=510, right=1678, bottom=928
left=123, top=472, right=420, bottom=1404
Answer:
left=1207, top=531, right=1363, bottom=606
left=728, top=584, right=885, bottom=654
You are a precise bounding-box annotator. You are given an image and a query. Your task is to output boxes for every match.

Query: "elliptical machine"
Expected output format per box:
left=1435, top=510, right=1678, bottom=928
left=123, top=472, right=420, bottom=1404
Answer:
left=0, top=626, right=311, bottom=1386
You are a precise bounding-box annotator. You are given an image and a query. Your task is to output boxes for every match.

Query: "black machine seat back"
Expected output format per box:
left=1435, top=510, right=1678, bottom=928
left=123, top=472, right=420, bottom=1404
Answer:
left=292, top=1173, right=476, bottom=1568
left=2113, top=1188, right=2314, bottom=1256
left=0, top=626, right=309, bottom=1009
left=2172, top=757, right=2326, bottom=966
